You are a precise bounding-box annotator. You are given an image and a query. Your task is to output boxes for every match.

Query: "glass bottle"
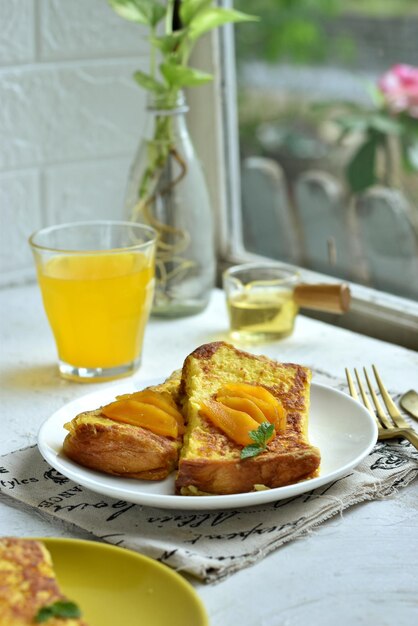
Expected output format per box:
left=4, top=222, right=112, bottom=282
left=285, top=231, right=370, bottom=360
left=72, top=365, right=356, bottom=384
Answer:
left=125, top=91, right=216, bottom=317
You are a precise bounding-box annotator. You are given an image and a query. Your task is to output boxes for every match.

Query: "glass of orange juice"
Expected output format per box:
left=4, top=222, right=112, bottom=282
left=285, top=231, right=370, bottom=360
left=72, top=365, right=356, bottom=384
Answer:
left=29, top=220, right=157, bottom=382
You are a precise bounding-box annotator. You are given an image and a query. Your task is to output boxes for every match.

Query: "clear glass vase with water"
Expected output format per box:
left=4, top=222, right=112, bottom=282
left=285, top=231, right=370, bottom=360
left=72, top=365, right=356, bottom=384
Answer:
left=125, top=92, right=216, bottom=317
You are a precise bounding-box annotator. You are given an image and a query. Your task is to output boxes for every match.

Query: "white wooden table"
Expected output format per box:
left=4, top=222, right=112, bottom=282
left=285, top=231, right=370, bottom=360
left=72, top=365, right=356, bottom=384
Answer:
left=0, top=285, right=417, bottom=626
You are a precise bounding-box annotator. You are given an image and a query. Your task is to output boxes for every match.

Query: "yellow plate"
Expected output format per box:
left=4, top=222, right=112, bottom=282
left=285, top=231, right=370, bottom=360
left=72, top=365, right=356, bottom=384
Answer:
left=38, top=538, right=208, bottom=626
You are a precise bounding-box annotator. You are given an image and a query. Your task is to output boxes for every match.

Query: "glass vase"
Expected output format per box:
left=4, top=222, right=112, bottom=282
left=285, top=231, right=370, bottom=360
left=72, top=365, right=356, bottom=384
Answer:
left=125, top=91, right=216, bottom=317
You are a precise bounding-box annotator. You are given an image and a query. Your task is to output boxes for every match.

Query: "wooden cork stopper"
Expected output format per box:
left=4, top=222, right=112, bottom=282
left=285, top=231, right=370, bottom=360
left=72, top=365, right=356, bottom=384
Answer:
left=293, top=283, right=351, bottom=314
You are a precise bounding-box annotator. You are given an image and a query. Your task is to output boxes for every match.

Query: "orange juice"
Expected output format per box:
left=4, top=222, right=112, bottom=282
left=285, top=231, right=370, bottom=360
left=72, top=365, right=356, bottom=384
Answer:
left=37, top=252, right=154, bottom=369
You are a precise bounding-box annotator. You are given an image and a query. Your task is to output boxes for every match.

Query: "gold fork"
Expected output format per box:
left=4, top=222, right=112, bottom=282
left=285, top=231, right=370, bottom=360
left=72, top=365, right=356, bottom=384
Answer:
left=345, top=365, right=418, bottom=451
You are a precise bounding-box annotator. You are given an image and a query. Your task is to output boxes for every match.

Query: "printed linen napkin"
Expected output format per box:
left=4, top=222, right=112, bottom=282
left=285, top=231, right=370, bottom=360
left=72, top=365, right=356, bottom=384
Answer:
left=1, top=438, right=417, bottom=583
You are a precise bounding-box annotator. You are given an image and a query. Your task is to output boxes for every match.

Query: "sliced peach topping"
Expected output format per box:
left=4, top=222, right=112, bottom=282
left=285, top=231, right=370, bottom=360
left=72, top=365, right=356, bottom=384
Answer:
left=101, top=399, right=178, bottom=438
left=200, top=400, right=270, bottom=446
left=116, top=390, right=185, bottom=434
left=217, top=383, right=287, bottom=432
left=216, top=396, right=266, bottom=424
left=199, top=382, right=287, bottom=447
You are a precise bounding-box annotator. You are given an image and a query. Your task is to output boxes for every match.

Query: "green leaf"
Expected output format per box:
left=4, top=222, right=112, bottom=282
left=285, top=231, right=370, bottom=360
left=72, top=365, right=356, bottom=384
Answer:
left=403, top=115, right=418, bottom=138
left=240, top=444, right=263, bottom=460
left=240, top=422, right=274, bottom=460
left=369, top=114, right=403, bottom=135
left=335, top=115, right=369, bottom=133
left=180, top=0, right=213, bottom=26
left=108, top=0, right=152, bottom=25
left=311, top=100, right=365, bottom=115
left=109, top=0, right=165, bottom=26
left=151, top=32, right=185, bottom=55
left=189, top=7, right=258, bottom=41
left=346, top=135, right=379, bottom=193
left=250, top=421, right=275, bottom=445
left=160, top=63, right=213, bottom=87
left=150, top=2, right=166, bottom=27
left=35, top=601, right=82, bottom=623
left=401, top=137, right=418, bottom=172
left=133, top=70, right=165, bottom=93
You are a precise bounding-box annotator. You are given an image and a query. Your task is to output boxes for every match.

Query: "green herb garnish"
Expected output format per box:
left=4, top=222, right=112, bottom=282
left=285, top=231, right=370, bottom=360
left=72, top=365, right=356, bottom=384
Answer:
left=240, top=422, right=275, bottom=459
left=35, top=600, right=82, bottom=623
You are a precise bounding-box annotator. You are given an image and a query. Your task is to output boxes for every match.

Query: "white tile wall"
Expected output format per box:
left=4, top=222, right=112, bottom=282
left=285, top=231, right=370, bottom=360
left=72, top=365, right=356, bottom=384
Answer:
left=0, top=170, right=41, bottom=282
left=0, top=61, right=146, bottom=170
left=44, top=156, right=132, bottom=224
left=0, top=0, right=35, bottom=65
left=39, top=0, right=148, bottom=61
left=0, top=0, right=150, bottom=287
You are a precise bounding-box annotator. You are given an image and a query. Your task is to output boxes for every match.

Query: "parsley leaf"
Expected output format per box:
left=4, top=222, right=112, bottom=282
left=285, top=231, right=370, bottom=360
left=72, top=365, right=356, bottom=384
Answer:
left=240, top=443, right=263, bottom=459
left=35, top=601, right=82, bottom=623
left=240, top=422, right=275, bottom=459
left=249, top=421, right=274, bottom=445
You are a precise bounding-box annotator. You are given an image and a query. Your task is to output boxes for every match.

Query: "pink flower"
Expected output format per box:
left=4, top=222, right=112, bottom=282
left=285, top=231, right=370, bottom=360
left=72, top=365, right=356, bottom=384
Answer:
left=378, top=64, right=418, bottom=118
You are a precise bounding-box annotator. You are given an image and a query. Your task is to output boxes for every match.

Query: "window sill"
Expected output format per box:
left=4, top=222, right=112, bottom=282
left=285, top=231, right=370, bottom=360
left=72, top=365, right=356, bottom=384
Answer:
left=218, top=255, right=418, bottom=350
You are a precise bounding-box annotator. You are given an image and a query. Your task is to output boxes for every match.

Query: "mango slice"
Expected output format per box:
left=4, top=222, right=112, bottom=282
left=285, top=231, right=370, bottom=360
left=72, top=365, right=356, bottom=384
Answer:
left=200, top=400, right=264, bottom=446
left=218, top=383, right=286, bottom=432
left=102, top=399, right=178, bottom=438
left=116, top=390, right=185, bottom=434
left=216, top=396, right=266, bottom=424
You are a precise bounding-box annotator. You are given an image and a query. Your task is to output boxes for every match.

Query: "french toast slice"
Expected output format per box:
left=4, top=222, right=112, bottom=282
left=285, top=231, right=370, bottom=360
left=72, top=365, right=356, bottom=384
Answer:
left=176, top=342, right=321, bottom=495
left=0, top=537, right=87, bottom=625
left=63, top=370, right=182, bottom=480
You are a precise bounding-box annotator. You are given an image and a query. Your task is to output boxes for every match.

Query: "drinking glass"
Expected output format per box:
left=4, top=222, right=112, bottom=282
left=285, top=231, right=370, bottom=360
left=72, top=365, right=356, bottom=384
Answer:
left=223, top=263, right=300, bottom=342
left=29, top=220, right=157, bottom=381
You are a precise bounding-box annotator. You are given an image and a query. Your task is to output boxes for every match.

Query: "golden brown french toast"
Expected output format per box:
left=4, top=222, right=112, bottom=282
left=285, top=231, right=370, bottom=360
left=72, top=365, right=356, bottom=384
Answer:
left=62, top=344, right=321, bottom=495
left=0, top=537, right=87, bottom=625
left=176, top=342, right=321, bottom=495
left=63, top=370, right=182, bottom=480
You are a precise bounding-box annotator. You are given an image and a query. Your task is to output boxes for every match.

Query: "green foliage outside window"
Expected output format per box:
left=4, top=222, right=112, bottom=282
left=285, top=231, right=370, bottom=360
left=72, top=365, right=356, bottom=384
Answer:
left=235, top=0, right=418, bottom=65
left=235, top=0, right=351, bottom=65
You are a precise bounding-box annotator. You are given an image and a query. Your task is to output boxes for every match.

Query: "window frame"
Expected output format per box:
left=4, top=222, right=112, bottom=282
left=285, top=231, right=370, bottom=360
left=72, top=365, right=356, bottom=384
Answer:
left=188, top=1, right=418, bottom=350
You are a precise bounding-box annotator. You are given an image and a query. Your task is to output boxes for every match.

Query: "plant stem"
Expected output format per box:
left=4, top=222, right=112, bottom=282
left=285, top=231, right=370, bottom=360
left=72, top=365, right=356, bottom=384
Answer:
left=166, top=0, right=175, bottom=35
left=383, top=134, right=393, bottom=187
left=150, top=25, right=156, bottom=79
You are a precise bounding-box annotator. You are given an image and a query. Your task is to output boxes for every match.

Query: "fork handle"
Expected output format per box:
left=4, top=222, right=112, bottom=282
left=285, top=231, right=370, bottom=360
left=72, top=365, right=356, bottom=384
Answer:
left=403, top=429, right=418, bottom=452
left=379, top=428, right=418, bottom=451
left=396, top=428, right=418, bottom=450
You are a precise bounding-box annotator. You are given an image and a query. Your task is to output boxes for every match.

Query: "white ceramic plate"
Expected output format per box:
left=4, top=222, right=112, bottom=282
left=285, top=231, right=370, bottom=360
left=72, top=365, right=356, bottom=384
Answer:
left=38, top=379, right=377, bottom=510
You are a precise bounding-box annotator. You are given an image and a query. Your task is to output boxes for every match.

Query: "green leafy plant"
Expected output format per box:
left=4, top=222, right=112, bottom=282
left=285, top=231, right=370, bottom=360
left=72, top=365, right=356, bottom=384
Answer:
left=108, top=1, right=257, bottom=306
left=109, top=1, right=256, bottom=96
left=235, top=0, right=353, bottom=66
left=35, top=600, right=82, bottom=623
left=240, top=421, right=275, bottom=459
left=108, top=0, right=256, bottom=199
left=325, top=65, right=418, bottom=193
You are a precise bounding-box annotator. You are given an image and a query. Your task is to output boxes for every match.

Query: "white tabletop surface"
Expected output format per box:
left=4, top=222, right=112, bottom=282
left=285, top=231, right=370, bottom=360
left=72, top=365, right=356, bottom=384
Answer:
left=0, top=285, right=417, bottom=626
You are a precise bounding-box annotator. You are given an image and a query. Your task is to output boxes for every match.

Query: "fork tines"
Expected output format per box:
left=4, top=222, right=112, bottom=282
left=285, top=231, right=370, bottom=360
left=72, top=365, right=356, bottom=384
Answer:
left=345, top=366, right=410, bottom=430
left=345, top=366, right=418, bottom=450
